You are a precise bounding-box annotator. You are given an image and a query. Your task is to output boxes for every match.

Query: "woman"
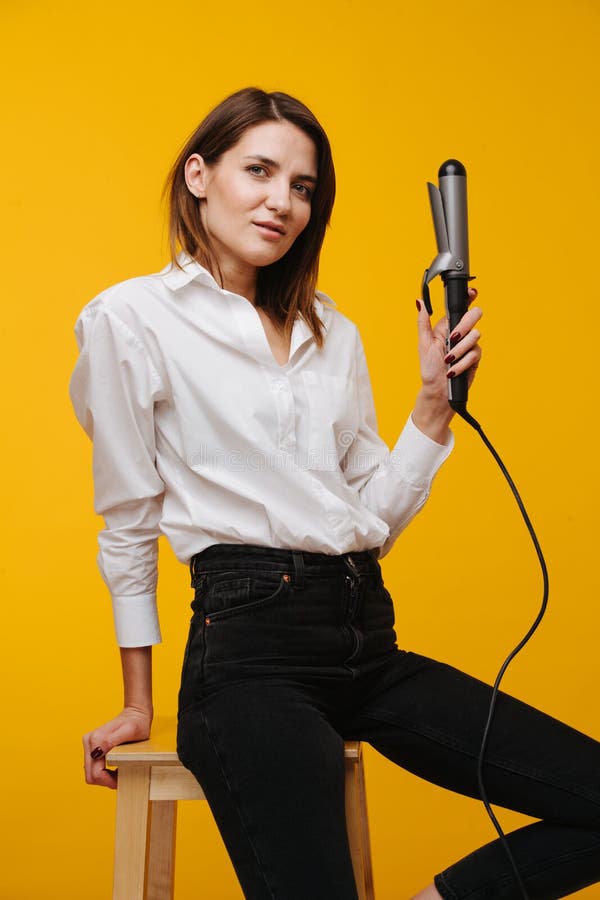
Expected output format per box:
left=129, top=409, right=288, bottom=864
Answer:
left=70, top=87, right=600, bottom=899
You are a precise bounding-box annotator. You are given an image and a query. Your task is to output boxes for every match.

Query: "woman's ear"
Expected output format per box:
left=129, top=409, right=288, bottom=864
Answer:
left=184, top=154, right=209, bottom=198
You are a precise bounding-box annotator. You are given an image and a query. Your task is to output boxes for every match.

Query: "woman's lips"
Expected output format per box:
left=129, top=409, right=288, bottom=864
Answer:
left=253, top=222, right=286, bottom=240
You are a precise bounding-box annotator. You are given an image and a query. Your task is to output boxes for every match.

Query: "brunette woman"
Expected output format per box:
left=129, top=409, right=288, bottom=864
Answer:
left=71, top=87, right=600, bottom=900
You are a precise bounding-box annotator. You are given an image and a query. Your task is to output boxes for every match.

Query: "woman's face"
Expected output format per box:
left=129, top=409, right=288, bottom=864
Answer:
left=185, top=120, right=318, bottom=288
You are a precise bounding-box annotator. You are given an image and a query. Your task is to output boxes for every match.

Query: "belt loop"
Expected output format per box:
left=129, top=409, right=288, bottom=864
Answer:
left=292, top=551, right=305, bottom=589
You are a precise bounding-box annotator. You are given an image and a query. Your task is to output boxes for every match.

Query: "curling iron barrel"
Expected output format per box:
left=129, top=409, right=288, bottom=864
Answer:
left=422, top=159, right=474, bottom=414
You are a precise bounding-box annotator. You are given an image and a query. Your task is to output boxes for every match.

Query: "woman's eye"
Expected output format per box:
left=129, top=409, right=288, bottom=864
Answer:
left=246, top=166, right=312, bottom=200
left=294, top=183, right=313, bottom=200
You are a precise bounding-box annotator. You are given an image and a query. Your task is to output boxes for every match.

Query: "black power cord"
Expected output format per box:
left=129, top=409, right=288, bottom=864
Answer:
left=453, top=405, right=549, bottom=900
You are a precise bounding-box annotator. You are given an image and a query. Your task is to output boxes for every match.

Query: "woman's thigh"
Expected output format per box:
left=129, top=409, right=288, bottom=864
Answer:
left=175, top=545, right=400, bottom=898
left=177, top=680, right=359, bottom=900
left=341, top=650, right=600, bottom=826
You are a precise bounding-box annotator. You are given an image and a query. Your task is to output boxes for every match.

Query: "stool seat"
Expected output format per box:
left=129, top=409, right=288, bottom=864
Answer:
left=107, top=716, right=374, bottom=899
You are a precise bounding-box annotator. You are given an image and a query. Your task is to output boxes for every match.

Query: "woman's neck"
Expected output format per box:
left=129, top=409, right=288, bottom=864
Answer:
left=216, top=258, right=258, bottom=305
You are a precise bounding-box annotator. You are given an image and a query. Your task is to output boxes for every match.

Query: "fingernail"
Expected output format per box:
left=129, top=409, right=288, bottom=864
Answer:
left=91, top=747, right=104, bottom=760
left=446, top=370, right=456, bottom=379
left=444, top=353, right=455, bottom=364
left=416, top=299, right=422, bottom=312
left=450, top=331, right=461, bottom=345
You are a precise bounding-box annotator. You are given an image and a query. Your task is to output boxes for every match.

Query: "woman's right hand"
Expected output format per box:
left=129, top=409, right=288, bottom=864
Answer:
left=82, top=706, right=153, bottom=789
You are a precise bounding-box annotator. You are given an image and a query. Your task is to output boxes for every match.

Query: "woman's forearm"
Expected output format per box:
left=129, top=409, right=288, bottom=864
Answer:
left=120, top=646, right=154, bottom=716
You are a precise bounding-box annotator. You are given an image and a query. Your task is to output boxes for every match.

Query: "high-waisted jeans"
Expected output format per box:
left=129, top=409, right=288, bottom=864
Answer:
left=176, top=544, right=600, bottom=899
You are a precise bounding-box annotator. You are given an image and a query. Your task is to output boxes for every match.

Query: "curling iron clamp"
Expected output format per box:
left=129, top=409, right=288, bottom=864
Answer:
left=422, top=159, right=475, bottom=415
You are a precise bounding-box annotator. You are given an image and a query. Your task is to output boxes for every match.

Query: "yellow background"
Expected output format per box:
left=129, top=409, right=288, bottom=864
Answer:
left=2, top=0, right=600, bottom=896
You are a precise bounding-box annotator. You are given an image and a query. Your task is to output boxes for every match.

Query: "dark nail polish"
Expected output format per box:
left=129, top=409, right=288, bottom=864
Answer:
left=450, top=331, right=461, bottom=345
left=416, top=299, right=422, bottom=312
left=91, top=747, right=104, bottom=760
left=444, top=354, right=455, bottom=365
left=446, top=370, right=456, bottom=379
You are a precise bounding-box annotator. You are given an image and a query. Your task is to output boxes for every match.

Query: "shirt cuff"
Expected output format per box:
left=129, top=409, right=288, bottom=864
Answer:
left=389, top=414, right=454, bottom=487
left=112, top=591, right=162, bottom=647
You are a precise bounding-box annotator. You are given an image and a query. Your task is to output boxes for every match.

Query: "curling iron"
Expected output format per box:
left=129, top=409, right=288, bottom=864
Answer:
left=422, top=159, right=474, bottom=415
left=421, top=161, right=550, bottom=900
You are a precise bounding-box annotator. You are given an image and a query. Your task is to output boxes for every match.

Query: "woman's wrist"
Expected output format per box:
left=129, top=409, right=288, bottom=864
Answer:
left=412, top=386, right=454, bottom=445
left=120, top=646, right=154, bottom=716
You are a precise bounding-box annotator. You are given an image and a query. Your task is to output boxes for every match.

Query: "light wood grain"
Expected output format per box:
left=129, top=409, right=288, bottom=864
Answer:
left=150, top=766, right=205, bottom=801
left=345, top=744, right=375, bottom=900
left=112, top=764, right=151, bottom=900
left=147, top=801, right=177, bottom=900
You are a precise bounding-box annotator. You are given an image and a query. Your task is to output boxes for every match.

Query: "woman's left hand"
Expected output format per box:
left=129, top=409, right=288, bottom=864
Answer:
left=412, top=287, right=482, bottom=442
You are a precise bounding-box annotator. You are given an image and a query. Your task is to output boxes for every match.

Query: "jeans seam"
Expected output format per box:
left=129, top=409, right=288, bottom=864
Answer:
left=201, top=708, right=278, bottom=900
left=436, top=867, right=518, bottom=900
left=437, top=836, right=600, bottom=900
left=434, top=871, right=460, bottom=900
left=364, top=707, right=600, bottom=808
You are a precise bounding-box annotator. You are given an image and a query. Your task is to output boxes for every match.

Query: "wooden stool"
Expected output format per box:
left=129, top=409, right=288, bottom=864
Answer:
left=107, top=716, right=375, bottom=900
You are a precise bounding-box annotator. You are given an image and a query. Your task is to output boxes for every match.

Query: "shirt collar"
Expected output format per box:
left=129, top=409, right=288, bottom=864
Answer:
left=158, top=251, right=328, bottom=324
left=158, top=252, right=220, bottom=291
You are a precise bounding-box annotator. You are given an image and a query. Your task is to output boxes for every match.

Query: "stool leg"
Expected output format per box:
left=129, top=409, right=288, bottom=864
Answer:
left=345, top=750, right=375, bottom=900
left=147, top=800, right=177, bottom=900
left=113, top=765, right=151, bottom=900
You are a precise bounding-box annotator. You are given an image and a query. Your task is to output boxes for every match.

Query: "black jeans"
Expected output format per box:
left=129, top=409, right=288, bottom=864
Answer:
left=176, top=544, right=600, bottom=899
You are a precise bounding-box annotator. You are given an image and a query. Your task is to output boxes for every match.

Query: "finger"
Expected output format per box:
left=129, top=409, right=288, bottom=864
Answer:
left=468, top=286, right=478, bottom=304
left=447, top=345, right=482, bottom=380
left=417, top=299, right=449, bottom=355
left=83, top=734, right=105, bottom=784
left=82, top=736, right=118, bottom=788
left=84, top=758, right=118, bottom=788
left=82, top=725, right=123, bottom=784
left=415, top=299, right=433, bottom=347
left=91, top=766, right=118, bottom=790
left=448, top=305, right=482, bottom=346
left=83, top=732, right=99, bottom=784
left=467, top=360, right=480, bottom=388
left=444, top=327, right=481, bottom=365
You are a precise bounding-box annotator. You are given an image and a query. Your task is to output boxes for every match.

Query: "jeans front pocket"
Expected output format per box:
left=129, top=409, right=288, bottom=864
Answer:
left=199, top=570, right=295, bottom=681
left=203, top=570, right=292, bottom=624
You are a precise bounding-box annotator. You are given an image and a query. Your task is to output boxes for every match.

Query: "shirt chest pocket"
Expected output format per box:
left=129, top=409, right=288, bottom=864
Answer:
left=301, top=371, right=359, bottom=468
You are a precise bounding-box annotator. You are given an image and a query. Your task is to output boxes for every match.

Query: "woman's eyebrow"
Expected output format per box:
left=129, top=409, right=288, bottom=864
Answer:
left=242, top=155, right=317, bottom=184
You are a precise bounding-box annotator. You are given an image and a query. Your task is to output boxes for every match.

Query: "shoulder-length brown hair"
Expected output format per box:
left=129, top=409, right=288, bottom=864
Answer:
left=162, top=87, right=336, bottom=348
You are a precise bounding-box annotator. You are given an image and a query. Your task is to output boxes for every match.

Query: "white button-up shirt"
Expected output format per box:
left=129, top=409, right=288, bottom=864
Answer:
left=69, top=253, right=453, bottom=646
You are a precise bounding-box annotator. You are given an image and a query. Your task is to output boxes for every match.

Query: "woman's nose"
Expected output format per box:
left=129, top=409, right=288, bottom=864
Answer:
left=265, top=179, right=291, bottom=214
